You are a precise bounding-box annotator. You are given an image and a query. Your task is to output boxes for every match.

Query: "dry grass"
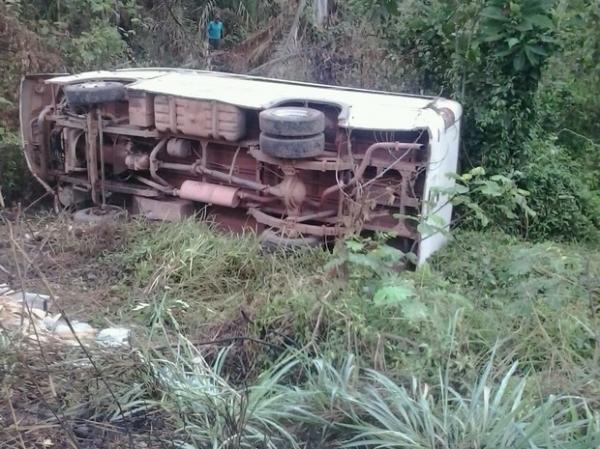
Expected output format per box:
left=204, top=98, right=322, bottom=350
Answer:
left=0, top=341, right=164, bottom=449
left=0, top=212, right=157, bottom=448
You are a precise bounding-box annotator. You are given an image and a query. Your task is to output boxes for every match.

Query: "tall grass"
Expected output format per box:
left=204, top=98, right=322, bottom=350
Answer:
left=142, top=339, right=322, bottom=449
left=116, top=218, right=326, bottom=299
left=306, top=355, right=600, bottom=449
left=114, top=346, right=599, bottom=449
left=114, top=218, right=328, bottom=338
left=111, top=222, right=600, bottom=403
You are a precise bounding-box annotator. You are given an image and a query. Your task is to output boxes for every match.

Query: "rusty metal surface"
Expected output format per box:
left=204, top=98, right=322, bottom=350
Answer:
left=24, top=72, right=456, bottom=258
left=85, top=109, right=100, bottom=204
left=58, top=175, right=161, bottom=197
left=52, top=116, right=161, bottom=138
left=249, top=148, right=352, bottom=171
left=131, top=196, right=194, bottom=221
left=319, top=141, right=422, bottom=205
left=52, top=110, right=428, bottom=242
left=248, top=208, right=342, bottom=237
left=128, top=90, right=155, bottom=127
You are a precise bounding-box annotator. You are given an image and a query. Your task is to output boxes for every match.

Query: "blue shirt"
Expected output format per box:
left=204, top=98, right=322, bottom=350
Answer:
left=208, top=21, right=223, bottom=40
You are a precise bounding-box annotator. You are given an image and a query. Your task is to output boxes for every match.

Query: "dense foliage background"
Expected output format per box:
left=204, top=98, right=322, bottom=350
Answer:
left=1, top=1, right=599, bottom=447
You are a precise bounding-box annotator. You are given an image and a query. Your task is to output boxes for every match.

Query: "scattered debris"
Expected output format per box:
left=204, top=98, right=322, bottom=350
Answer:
left=8, top=291, right=49, bottom=311
left=0, top=286, right=130, bottom=347
left=96, top=327, right=131, bottom=348
left=0, top=295, right=46, bottom=331
left=52, top=319, right=96, bottom=339
left=1, top=283, right=50, bottom=310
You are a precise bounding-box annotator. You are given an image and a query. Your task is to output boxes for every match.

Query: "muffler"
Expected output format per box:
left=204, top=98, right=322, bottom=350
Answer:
left=177, top=180, right=240, bottom=207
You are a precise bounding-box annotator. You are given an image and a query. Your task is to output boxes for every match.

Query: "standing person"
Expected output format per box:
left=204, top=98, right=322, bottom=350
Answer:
left=207, top=16, right=223, bottom=50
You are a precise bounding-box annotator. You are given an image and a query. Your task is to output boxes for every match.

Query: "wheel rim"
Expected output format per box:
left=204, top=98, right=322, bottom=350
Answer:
left=270, top=108, right=312, bottom=118
left=80, top=82, right=108, bottom=89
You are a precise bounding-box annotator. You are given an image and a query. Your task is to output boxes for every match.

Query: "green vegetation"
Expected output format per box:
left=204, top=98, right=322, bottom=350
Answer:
left=0, top=129, right=22, bottom=205
left=1, top=216, right=599, bottom=446
left=112, top=221, right=599, bottom=382
left=5, top=216, right=585, bottom=447
left=1, top=0, right=599, bottom=447
left=311, top=0, right=599, bottom=241
left=62, top=219, right=600, bottom=446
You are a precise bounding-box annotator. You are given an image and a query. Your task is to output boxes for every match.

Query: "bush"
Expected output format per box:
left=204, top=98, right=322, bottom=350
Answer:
left=518, top=135, right=600, bottom=242
left=0, top=128, right=39, bottom=206
left=65, top=21, right=128, bottom=70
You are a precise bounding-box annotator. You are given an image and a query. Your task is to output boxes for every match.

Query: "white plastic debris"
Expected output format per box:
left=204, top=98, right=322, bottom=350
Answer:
left=0, top=283, right=14, bottom=295
left=53, top=320, right=96, bottom=339
left=0, top=284, right=50, bottom=310
left=0, top=296, right=95, bottom=344
left=1, top=285, right=132, bottom=348
left=42, top=314, right=62, bottom=331
left=6, top=291, right=49, bottom=311
left=96, top=327, right=131, bottom=348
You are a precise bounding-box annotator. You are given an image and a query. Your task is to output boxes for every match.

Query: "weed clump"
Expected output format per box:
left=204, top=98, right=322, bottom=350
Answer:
left=112, top=219, right=328, bottom=338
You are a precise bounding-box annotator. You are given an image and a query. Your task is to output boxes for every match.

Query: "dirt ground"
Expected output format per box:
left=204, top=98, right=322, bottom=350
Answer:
left=0, top=214, right=129, bottom=320
left=0, top=211, right=170, bottom=448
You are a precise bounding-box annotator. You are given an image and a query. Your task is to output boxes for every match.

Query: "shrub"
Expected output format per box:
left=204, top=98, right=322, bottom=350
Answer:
left=0, top=128, right=39, bottom=206
left=431, top=231, right=600, bottom=372
left=65, top=21, right=128, bottom=70
left=518, top=135, right=600, bottom=242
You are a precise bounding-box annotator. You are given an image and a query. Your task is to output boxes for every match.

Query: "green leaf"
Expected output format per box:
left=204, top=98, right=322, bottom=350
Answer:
left=527, top=45, right=548, bottom=56
left=540, top=35, right=556, bottom=43
left=524, top=45, right=540, bottom=66
left=417, top=221, right=447, bottom=237
left=346, top=240, right=364, bottom=252
left=515, top=21, right=534, bottom=32
left=347, top=253, right=382, bottom=272
left=496, top=46, right=518, bottom=58
left=507, top=37, right=519, bottom=48
left=481, top=22, right=504, bottom=35
left=489, top=174, right=510, bottom=182
left=372, top=244, right=404, bottom=263
left=482, top=32, right=505, bottom=43
left=456, top=184, right=471, bottom=194
left=480, top=6, right=507, bottom=20
left=478, top=181, right=504, bottom=197
left=464, top=202, right=490, bottom=227
left=400, top=301, right=428, bottom=323
left=513, top=51, right=526, bottom=71
left=470, top=167, right=486, bottom=176
left=528, top=14, right=553, bottom=29
left=373, top=283, right=414, bottom=306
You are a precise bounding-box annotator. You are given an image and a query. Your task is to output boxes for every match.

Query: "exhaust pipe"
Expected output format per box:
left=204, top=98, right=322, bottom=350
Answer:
left=177, top=180, right=240, bottom=207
